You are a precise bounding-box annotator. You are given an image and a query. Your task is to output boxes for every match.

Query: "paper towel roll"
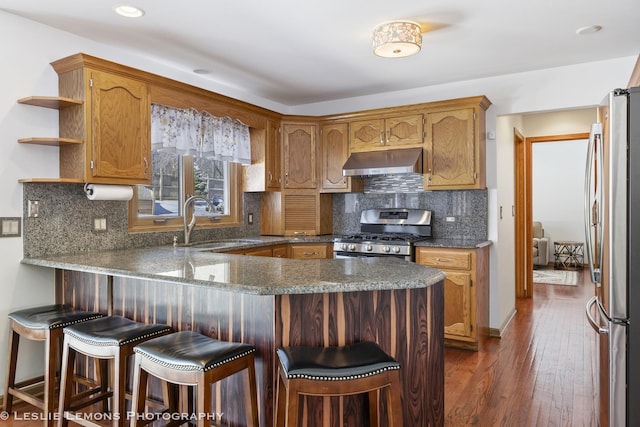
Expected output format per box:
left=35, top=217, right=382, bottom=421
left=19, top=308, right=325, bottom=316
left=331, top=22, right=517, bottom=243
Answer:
left=85, top=184, right=134, bottom=201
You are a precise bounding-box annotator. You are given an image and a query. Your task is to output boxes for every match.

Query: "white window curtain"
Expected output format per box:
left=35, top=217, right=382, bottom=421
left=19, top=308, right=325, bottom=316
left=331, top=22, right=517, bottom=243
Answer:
left=151, top=103, right=251, bottom=164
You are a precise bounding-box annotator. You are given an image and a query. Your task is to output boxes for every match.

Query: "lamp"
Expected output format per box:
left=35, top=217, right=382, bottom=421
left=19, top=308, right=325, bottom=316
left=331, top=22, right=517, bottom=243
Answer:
left=372, top=21, right=422, bottom=58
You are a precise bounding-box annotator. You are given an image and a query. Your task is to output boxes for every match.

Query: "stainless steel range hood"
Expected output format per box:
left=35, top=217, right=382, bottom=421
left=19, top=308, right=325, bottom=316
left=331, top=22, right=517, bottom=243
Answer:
left=342, top=147, right=423, bottom=177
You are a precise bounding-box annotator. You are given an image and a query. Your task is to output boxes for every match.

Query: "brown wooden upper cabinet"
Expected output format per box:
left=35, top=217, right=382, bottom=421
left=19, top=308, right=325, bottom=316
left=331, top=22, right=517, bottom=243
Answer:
left=51, top=54, right=151, bottom=184
left=266, top=119, right=282, bottom=190
left=88, top=71, right=151, bottom=182
left=282, top=122, right=317, bottom=189
left=319, top=123, right=363, bottom=193
left=349, top=113, right=424, bottom=152
left=423, top=96, right=491, bottom=190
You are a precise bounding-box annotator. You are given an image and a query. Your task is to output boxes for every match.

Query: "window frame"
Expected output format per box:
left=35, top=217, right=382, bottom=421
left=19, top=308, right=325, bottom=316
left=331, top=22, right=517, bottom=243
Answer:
left=128, top=146, right=243, bottom=234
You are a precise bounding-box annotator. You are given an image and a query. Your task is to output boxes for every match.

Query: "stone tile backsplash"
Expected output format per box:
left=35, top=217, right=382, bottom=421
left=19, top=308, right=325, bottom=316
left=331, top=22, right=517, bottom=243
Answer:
left=333, top=188, right=487, bottom=240
left=23, top=180, right=488, bottom=257
left=22, top=183, right=261, bottom=257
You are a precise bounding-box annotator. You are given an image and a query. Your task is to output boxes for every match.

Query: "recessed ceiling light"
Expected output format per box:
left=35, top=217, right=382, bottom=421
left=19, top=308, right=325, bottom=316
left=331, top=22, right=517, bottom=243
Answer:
left=193, top=69, right=212, bottom=75
left=114, top=5, right=145, bottom=18
left=576, top=25, right=602, bottom=35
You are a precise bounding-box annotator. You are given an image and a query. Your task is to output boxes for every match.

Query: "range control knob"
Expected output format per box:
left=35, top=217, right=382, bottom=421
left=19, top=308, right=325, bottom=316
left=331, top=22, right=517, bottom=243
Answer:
left=340, top=243, right=348, bottom=250
left=348, top=244, right=356, bottom=251
left=383, top=246, right=391, bottom=253
left=365, top=245, right=373, bottom=252
left=393, top=246, right=401, bottom=254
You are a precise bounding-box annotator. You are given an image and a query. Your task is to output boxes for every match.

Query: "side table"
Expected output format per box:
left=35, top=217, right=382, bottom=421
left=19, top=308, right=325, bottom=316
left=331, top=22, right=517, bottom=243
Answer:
left=553, top=241, right=584, bottom=270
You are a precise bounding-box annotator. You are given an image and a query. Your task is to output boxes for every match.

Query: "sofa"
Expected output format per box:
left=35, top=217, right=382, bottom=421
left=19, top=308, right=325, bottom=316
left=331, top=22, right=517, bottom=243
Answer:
left=532, top=221, right=549, bottom=267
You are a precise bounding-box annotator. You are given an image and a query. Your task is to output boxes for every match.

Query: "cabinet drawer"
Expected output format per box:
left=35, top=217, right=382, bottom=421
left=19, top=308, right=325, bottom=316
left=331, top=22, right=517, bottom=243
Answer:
left=416, top=249, right=471, bottom=270
left=289, top=244, right=329, bottom=259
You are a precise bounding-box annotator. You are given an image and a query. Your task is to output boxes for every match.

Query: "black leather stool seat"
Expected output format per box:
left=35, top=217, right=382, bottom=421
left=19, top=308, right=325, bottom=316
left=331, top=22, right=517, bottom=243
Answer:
left=134, top=331, right=256, bottom=372
left=277, top=341, right=400, bottom=380
left=8, top=304, right=103, bottom=330
left=63, top=315, right=172, bottom=346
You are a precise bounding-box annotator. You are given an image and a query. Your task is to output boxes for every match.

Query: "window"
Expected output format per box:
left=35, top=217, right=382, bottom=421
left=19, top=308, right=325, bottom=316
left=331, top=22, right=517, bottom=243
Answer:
left=128, top=103, right=248, bottom=233
left=128, top=151, right=242, bottom=232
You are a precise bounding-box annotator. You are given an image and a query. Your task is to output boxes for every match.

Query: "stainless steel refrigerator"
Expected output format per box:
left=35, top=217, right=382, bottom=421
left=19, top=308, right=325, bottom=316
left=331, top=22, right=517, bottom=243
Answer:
left=585, top=87, right=640, bottom=427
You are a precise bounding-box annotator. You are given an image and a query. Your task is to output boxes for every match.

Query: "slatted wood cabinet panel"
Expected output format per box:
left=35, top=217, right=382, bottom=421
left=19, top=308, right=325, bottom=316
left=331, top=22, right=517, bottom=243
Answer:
left=416, top=245, right=490, bottom=351
left=260, top=191, right=332, bottom=236
left=56, top=269, right=445, bottom=427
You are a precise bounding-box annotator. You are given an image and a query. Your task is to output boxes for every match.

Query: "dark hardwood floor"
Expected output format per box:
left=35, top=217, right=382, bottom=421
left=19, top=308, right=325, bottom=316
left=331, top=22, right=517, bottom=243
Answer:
left=444, top=267, right=598, bottom=426
left=3, top=268, right=598, bottom=427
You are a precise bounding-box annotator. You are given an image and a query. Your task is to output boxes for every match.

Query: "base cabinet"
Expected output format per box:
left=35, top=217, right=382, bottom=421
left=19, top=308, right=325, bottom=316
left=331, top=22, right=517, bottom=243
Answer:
left=416, top=245, right=489, bottom=350
left=288, top=243, right=332, bottom=259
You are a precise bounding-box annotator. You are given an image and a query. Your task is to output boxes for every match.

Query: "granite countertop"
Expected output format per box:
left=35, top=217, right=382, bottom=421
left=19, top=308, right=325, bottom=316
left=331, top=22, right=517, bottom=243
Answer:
left=22, top=238, right=445, bottom=296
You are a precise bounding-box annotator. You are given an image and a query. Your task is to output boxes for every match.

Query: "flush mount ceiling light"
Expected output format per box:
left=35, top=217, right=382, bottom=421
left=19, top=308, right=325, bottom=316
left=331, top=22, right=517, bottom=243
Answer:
left=113, top=4, right=145, bottom=18
left=372, top=20, right=422, bottom=58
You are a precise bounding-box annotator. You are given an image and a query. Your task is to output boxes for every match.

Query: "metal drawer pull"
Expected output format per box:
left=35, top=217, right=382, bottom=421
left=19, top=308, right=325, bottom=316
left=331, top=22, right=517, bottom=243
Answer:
left=435, top=258, right=452, bottom=262
left=304, top=251, right=318, bottom=257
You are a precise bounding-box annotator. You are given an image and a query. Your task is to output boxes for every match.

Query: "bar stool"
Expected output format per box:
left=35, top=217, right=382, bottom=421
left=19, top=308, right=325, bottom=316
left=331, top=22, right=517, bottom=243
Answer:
left=57, top=316, right=172, bottom=427
left=275, top=341, right=403, bottom=427
left=3, top=304, right=104, bottom=426
left=130, top=330, right=259, bottom=427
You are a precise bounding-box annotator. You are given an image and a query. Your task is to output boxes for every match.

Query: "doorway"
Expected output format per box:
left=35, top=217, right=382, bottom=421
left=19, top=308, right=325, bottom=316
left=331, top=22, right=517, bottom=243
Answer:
left=514, top=132, right=590, bottom=298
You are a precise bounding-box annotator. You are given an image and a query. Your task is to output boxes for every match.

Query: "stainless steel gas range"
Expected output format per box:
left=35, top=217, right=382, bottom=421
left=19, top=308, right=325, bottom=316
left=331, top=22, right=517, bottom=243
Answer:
left=333, top=208, right=432, bottom=261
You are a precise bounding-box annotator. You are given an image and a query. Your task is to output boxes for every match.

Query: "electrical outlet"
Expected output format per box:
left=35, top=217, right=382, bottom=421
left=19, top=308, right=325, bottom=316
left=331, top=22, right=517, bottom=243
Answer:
left=93, top=217, right=107, bottom=232
left=28, top=200, right=40, bottom=218
left=247, top=213, right=254, bottom=225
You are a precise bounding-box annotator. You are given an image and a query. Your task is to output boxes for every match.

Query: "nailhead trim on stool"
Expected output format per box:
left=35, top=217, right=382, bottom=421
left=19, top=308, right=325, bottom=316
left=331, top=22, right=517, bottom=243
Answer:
left=3, top=304, right=104, bottom=427
left=275, top=341, right=404, bottom=426
left=57, top=316, right=172, bottom=427
left=130, top=331, right=259, bottom=427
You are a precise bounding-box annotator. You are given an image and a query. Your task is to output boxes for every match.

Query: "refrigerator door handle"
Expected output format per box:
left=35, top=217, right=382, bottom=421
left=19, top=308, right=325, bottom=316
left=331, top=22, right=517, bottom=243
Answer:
left=584, top=122, right=603, bottom=284
left=585, top=295, right=609, bottom=334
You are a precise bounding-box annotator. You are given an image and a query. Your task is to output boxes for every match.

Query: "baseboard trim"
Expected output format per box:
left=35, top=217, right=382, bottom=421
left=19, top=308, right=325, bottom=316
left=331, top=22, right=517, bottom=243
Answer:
left=489, top=307, right=517, bottom=338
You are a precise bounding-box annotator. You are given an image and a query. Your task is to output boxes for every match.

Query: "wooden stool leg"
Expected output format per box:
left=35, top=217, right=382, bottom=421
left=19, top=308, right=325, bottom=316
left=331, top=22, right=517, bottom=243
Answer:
left=44, top=329, right=61, bottom=427
left=130, top=354, right=148, bottom=427
left=275, top=368, right=285, bottom=427
left=386, top=371, right=403, bottom=427
left=242, top=356, right=259, bottom=427
left=285, top=383, right=299, bottom=427
left=196, top=376, right=210, bottom=427
left=98, top=358, right=110, bottom=413
left=57, top=338, right=76, bottom=427
left=3, top=327, right=19, bottom=412
left=112, top=351, right=127, bottom=427
left=368, top=389, right=380, bottom=427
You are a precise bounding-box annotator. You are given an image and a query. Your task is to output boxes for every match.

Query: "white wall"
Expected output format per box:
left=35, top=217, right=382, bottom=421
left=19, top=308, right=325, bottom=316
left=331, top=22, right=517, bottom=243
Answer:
left=0, top=10, right=637, bottom=393
left=526, top=108, right=594, bottom=262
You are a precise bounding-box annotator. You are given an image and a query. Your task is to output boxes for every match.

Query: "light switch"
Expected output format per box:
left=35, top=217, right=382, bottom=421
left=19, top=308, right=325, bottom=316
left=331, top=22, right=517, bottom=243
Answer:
left=0, top=217, right=21, bottom=237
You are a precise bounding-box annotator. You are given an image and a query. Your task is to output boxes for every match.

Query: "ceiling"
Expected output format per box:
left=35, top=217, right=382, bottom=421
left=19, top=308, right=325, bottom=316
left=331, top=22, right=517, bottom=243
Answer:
left=2, top=0, right=639, bottom=106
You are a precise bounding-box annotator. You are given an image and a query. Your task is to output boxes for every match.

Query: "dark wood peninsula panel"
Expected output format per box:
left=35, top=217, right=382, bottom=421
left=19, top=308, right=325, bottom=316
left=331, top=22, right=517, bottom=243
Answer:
left=55, top=270, right=444, bottom=426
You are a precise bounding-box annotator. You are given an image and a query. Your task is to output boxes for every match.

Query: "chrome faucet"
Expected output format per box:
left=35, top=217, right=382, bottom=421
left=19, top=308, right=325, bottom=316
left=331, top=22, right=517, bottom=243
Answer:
left=183, top=195, right=213, bottom=245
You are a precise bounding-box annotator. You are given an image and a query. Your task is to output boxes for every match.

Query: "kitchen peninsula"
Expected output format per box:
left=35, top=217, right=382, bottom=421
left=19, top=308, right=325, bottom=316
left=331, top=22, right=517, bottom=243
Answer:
left=22, top=243, right=445, bottom=427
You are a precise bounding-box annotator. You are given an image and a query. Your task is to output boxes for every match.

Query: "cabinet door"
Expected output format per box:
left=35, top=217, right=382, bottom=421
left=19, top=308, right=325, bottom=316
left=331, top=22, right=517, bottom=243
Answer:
left=272, top=245, right=288, bottom=258
left=425, top=108, right=476, bottom=188
left=283, top=124, right=316, bottom=189
left=349, top=119, right=384, bottom=152
left=283, top=192, right=317, bottom=236
left=385, top=114, right=424, bottom=146
left=443, top=271, right=473, bottom=339
left=266, top=120, right=282, bottom=190
left=320, top=123, right=349, bottom=191
left=90, top=71, right=150, bottom=183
